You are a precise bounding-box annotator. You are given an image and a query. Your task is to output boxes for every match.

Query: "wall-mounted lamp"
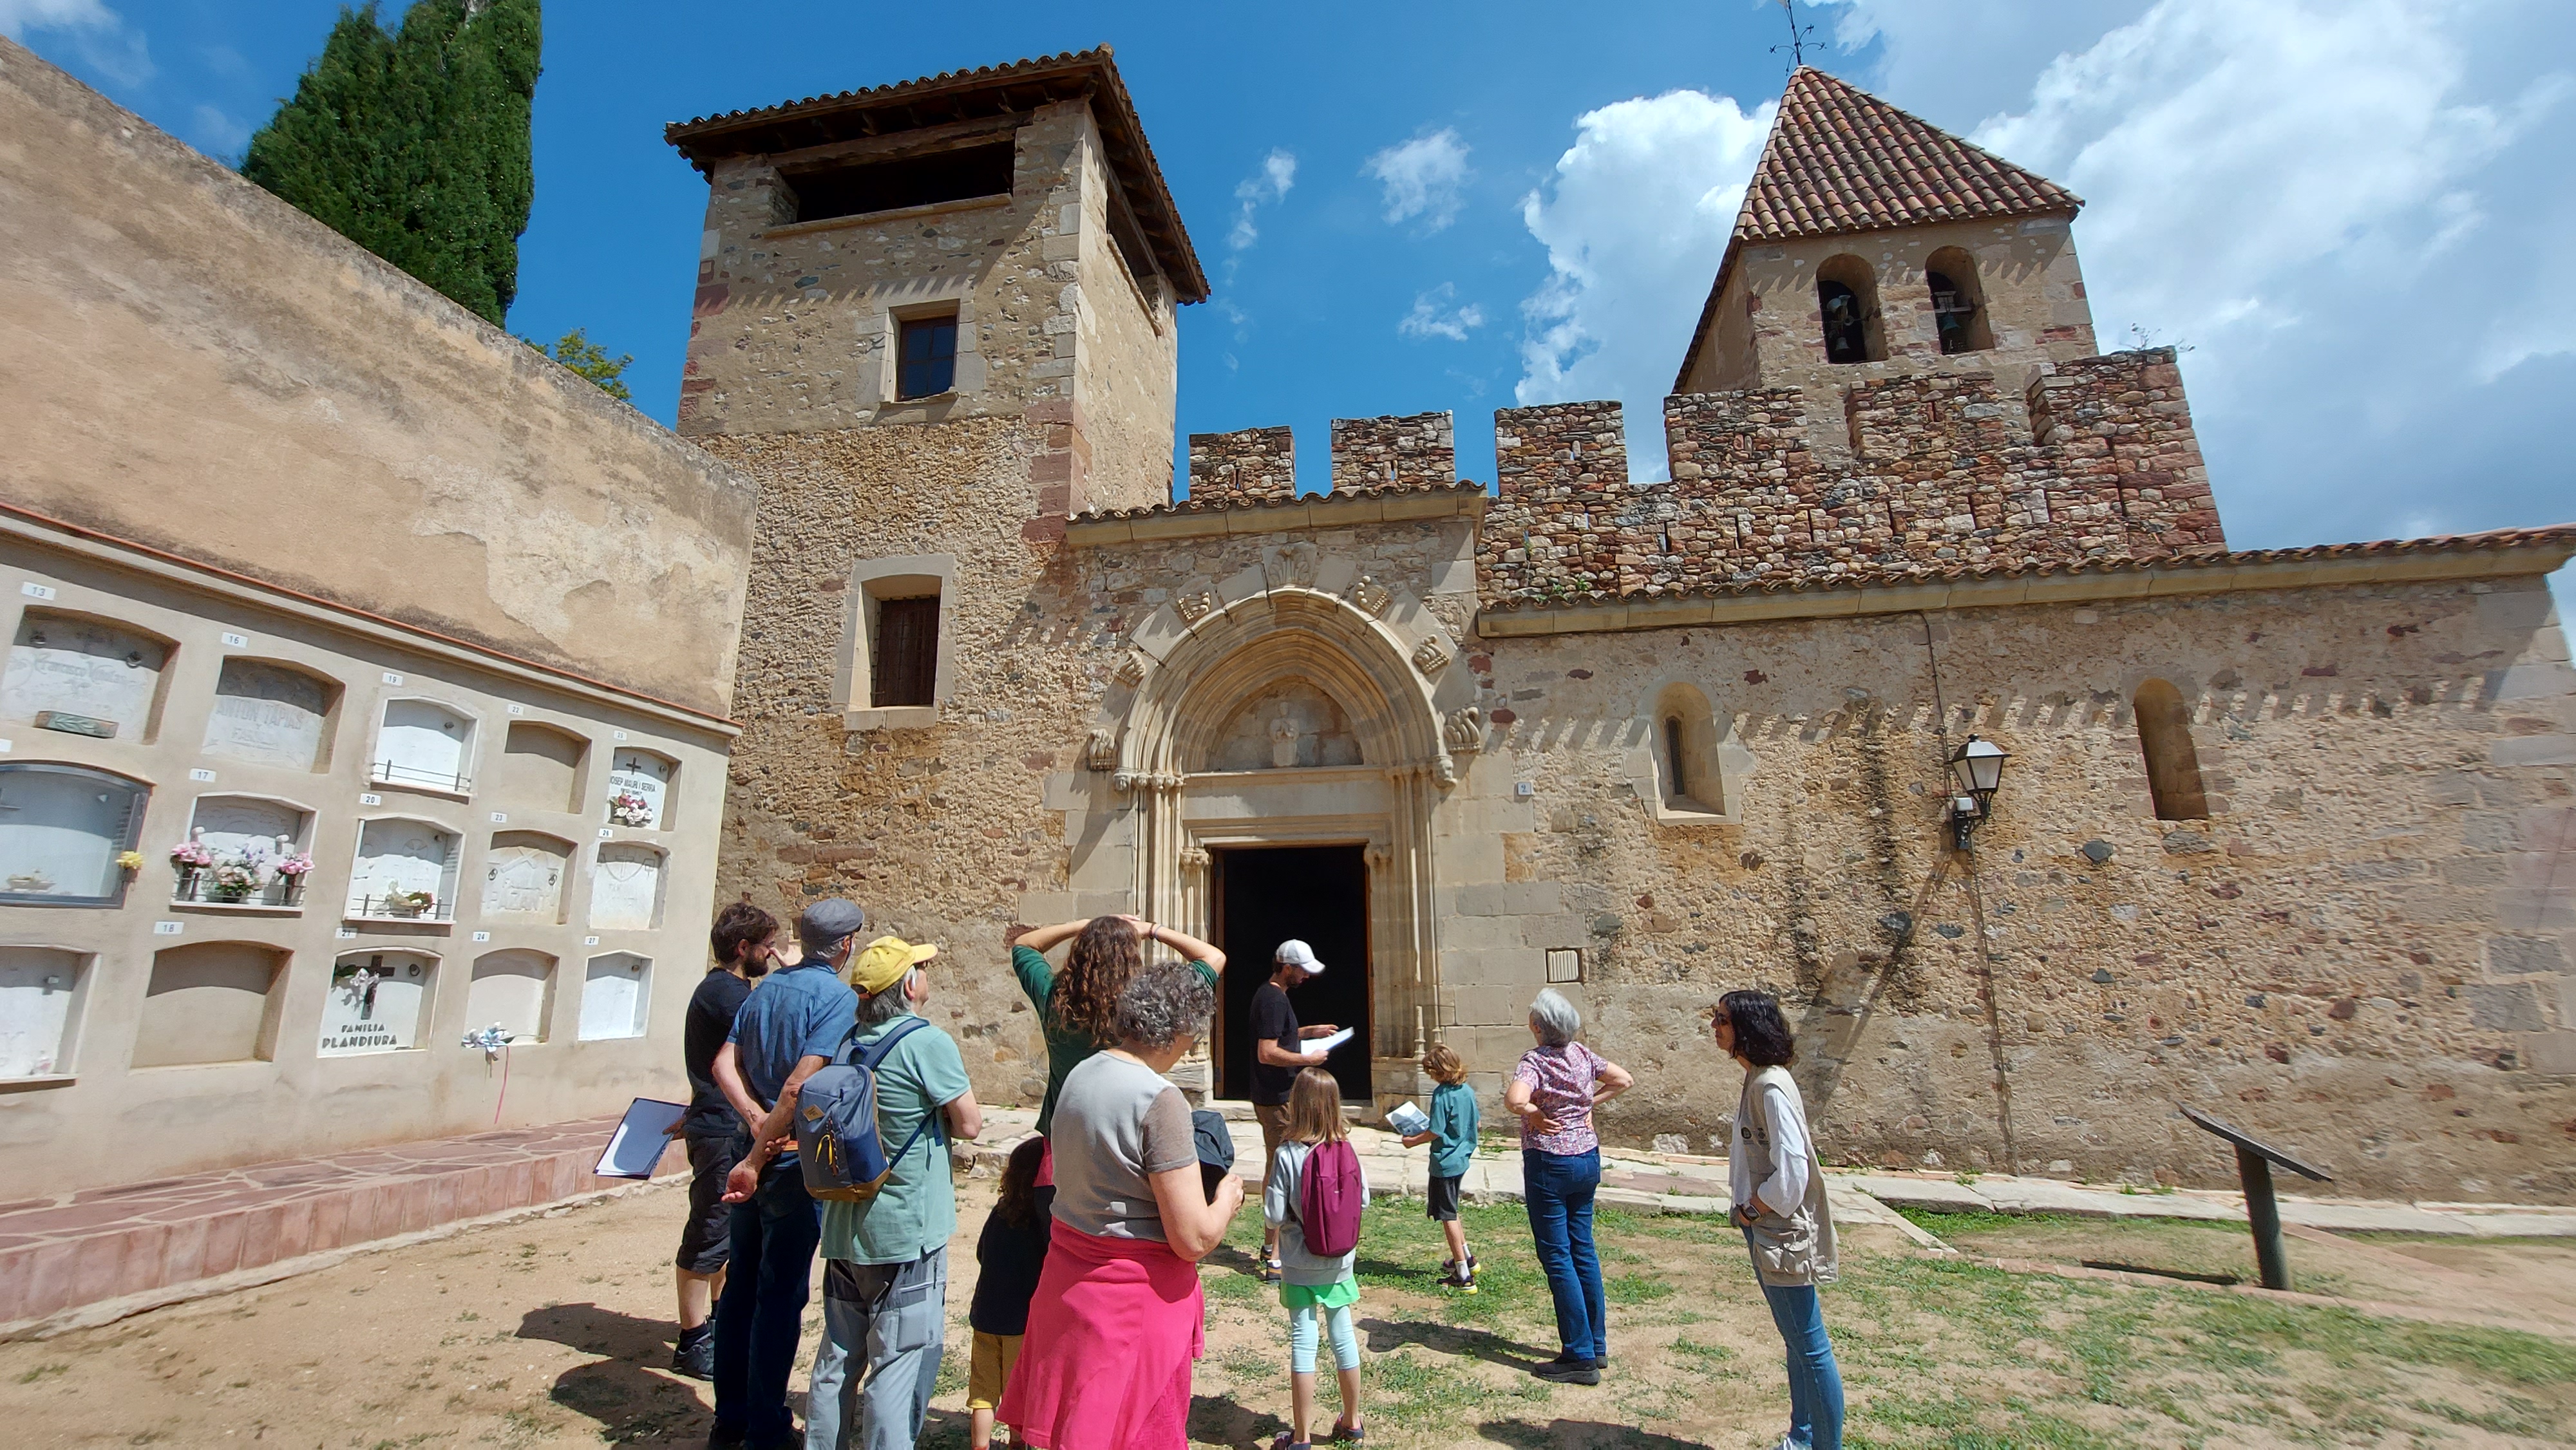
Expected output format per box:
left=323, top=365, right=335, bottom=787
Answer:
left=1947, top=734, right=2010, bottom=851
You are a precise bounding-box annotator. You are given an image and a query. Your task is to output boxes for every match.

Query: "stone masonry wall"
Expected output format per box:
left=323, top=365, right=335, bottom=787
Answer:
left=1331, top=411, right=1456, bottom=491
left=1450, top=573, right=2576, bottom=1200
left=1186, top=426, right=1297, bottom=505
left=1485, top=347, right=2224, bottom=603
left=1482, top=401, right=1632, bottom=598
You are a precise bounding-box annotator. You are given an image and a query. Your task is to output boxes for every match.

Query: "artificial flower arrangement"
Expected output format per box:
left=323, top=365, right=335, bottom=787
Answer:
left=169, top=838, right=216, bottom=871
left=383, top=889, right=436, bottom=917
left=274, top=852, right=315, bottom=879
left=607, top=789, right=656, bottom=828
left=115, top=850, right=146, bottom=872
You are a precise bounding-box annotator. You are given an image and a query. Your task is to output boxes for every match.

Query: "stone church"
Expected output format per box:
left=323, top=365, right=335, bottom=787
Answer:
left=670, top=53, right=2576, bottom=1199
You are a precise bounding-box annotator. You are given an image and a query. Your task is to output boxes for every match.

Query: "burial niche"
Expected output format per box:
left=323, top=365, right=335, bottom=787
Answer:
left=578, top=953, right=652, bottom=1041
left=0, top=763, right=149, bottom=905
left=496, top=722, right=587, bottom=813
left=347, top=818, right=460, bottom=919
left=1, top=610, right=170, bottom=741
left=178, top=795, right=314, bottom=905
left=316, top=950, right=436, bottom=1057
left=482, top=832, right=572, bottom=920
left=466, top=950, right=554, bottom=1043
left=202, top=659, right=337, bottom=769
left=0, top=945, right=85, bottom=1077
left=607, top=748, right=677, bottom=829
left=371, top=699, right=475, bottom=794
left=134, top=941, right=285, bottom=1068
left=589, top=843, right=665, bottom=932
left=1204, top=679, right=1364, bottom=772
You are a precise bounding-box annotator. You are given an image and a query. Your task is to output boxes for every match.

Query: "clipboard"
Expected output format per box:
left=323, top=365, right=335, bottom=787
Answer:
left=595, top=1097, right=688, bottom=1180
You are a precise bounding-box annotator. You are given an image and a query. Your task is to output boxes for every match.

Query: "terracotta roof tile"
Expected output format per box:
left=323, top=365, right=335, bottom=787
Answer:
left=1736, top=68, right=2081, bottom=243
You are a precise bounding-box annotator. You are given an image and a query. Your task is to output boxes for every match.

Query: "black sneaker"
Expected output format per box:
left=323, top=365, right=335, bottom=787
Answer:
left=705, top=1426, right=746, bottom=1450
left=1531, top=1355, right=1600, bottom=1386
left=672, top=1324, right=715, bottom=1380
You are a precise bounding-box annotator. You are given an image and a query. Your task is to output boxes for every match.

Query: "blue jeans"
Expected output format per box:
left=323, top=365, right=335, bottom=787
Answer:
left=1746, top=1231, right=1844, bottom=1449
left=712, top=1165, right=822, bottom=1443
left=804, top=1248, right=948, bottom=1450
left=1522, top=1148, right=1605, bottom=1361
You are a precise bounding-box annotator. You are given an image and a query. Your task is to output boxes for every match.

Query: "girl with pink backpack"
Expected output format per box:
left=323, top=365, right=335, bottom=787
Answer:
left=1263, top=1067, right=1369, bottom=1449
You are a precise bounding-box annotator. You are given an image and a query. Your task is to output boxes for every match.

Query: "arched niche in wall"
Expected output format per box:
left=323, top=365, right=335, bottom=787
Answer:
left=1925, top=246, right=1994, bottom=354
left=1815, top=254, right=1886, bottom=364
left=1203, top=677, right=1365, bottom=771
left=370, top=698, right=477, bottom=796
left=176, top=793, right=316, bottom=907
left=316, top=949, right=437, bottom=1057
left=202, top=658, right=340, bottom=771
left=578, top=952, right=652, bottom=1041
left=134, top=940, right=287, bottom=1068
left=606, top=748, right=677, bottom=831
left=2134, top=679, right=2210, bottom=821
left=589, top=842, right=665, bottom=932
left=466, top=949, right=555, bottom=1044
left=0, top=762, right=149, bottom=906
left=0, top=945, right=89, bottom=1078
left=496, top=721, right=587, bottom=814
left=346, top=816, right=461, bottom=921
left=1653, top=682, right=1727, bottom=814
left=482, top=831, right=573, bottom=922
left=1, top=608, right=174, bottom=744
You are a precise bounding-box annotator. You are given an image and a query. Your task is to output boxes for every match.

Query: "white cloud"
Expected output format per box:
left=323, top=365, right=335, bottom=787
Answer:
left=1363, top=128, right=1472, bottom=232
left=1229, top=149, right=1297, bottom=252
left=1398, top=283, right=1485, bottom=342
left=1, top=0, right=152, bottom=86
left=1513, top=89, right=1774, bottom=475
left=191, top=103, right=250, bottom=160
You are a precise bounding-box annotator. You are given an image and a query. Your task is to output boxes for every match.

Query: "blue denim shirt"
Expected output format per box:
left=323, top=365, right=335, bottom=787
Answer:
left=726, top=958, right=857, bottom=1113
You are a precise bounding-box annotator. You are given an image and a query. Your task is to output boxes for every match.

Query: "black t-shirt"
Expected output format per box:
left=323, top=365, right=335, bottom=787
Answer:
left=1248, top=980, right=1302, bottom=1106
left=968, top=1189, right=1054, bottom=1336
left=682, top=969, right=754, bottom=1138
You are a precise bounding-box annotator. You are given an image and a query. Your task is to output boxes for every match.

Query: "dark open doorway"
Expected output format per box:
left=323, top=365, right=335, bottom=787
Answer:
left=1214, top=844, right=1370, bottom=1101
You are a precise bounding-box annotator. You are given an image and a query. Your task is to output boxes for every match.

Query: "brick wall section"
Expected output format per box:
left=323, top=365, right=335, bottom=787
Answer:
left=1331, top=411, right=1455, bottom=491
left=2029, top=350, right=2226, bottom=556
left=1186, top=425, right=1296, bottom=504
left=1486, top=347, right=2226, bottom=601
left=1482, top=402, right=1632, bottom=597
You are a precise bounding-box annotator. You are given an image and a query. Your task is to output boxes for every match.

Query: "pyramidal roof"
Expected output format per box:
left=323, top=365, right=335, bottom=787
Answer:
left=1736, top=67, right=2081, bottom=241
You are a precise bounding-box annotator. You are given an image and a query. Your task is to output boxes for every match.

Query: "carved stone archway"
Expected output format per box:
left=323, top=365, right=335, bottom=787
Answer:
left=1112, top=585, right=1454, bottom=1094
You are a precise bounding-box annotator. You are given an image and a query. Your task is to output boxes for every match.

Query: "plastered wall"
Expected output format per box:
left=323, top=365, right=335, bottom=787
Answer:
left=0, top=39, right=757, bottom=720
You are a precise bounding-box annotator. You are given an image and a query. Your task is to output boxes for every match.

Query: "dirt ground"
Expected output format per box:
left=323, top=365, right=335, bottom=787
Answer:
left=3, top=1173, right=2573, bottom=1449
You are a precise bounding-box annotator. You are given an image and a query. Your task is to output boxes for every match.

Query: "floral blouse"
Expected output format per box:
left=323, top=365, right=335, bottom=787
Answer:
left=1511, top=1039, right=1608, bottom=1155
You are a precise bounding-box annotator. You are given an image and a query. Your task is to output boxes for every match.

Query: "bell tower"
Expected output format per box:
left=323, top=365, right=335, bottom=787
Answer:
left=1675, top=67, right=2097, bottom=408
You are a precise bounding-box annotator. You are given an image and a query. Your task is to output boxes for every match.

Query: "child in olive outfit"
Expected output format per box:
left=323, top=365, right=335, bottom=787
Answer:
left=968, top=1137, right=1051, bottom=1450
left=1266, top=1068, right=1368, bottom=1450
left=1399, top=1041, right=1480, bottom=1290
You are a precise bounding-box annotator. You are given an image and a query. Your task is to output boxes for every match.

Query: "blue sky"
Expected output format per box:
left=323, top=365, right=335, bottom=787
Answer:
left=10, top=0, right=2573, bottom=608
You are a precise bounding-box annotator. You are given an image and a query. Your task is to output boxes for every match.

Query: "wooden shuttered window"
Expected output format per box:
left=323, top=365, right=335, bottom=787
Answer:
left=871, top=596, right=940, bottom=708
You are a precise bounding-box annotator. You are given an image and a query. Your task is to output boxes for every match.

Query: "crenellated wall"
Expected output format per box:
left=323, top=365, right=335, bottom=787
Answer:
left=1331, top=411, right=1456, bottom=491
left=1186, top=426, right=1296, bottom=504
left=1487, top=347, right=2223, bottom=603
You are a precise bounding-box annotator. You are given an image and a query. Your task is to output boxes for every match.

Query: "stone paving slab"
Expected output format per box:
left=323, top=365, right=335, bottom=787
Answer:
left=0, top=1116, right=681, bottom=1333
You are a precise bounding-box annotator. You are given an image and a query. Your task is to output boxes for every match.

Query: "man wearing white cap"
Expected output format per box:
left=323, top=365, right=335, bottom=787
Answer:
left=1249, top=938, right=1338, bottom=1283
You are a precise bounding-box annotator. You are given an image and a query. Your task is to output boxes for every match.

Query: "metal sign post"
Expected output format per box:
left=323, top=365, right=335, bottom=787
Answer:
left=2179, top=1104, right=2331, bottom=1291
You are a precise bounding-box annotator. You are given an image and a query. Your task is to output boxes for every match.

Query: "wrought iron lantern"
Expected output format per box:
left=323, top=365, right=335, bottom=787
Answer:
left=1946, top=734, right=2010, bottom=850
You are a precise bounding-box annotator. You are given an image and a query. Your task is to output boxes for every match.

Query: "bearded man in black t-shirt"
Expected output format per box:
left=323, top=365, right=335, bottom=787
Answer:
left=670, top=901, right=780, bottom=1379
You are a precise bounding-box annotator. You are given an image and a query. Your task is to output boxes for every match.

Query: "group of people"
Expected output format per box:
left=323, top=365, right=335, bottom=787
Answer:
left=670, top=898, right=1849, bottom=1450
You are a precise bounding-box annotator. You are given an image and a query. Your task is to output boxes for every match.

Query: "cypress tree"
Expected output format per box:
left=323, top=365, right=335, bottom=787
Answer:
left=243, top=0, right=541, bottom=327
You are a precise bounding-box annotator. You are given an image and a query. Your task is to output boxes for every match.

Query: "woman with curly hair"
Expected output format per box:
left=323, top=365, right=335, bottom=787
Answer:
left=1010, top=914, right=1225, bottom=1135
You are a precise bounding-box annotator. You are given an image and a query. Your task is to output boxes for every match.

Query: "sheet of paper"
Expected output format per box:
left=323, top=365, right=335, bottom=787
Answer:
left=1386, top=1101, right=1431, bottom=1136
left=1311, top=1026, right=1355, bottom=1056
left=594, top=1097, right=688, bottom=1180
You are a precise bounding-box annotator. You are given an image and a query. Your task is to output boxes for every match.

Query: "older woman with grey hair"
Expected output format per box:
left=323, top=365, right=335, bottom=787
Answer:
left=1000, top=965, right=1245, bottom=1448
left=1504, top=986, right=1633, bottom=1384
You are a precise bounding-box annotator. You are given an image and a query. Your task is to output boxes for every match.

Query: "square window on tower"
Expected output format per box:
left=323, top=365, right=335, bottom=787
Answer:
left=896, top=315, right=958, bottom=400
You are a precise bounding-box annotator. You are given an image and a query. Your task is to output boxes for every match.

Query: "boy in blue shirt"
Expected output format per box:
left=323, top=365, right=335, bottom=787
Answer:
left=1400, top=1041, right=1481, bottom=1290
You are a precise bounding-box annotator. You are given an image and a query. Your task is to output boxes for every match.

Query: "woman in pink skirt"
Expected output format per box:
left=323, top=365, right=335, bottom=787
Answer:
left=999, top=965, right=1243, bottom=1449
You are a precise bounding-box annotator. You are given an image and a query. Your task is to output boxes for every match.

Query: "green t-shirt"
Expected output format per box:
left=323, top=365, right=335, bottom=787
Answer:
left=1012, top=944, right=1218, bottom=1136
left=818, top=1012, right=972, bottom=1266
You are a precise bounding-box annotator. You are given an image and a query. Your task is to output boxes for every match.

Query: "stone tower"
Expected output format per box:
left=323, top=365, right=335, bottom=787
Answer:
left=1674, top=68, right=2098, bottom=420
left=665, top=48, right=1206, bottom=514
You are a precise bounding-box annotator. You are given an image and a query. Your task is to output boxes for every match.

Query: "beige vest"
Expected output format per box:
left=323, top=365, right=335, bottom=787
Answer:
left=1736, top=1066, right=1838, bottom=1286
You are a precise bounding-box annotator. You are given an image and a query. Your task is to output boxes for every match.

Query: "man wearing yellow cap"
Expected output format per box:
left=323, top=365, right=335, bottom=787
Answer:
left=805, top=934, right=982, bottom=1450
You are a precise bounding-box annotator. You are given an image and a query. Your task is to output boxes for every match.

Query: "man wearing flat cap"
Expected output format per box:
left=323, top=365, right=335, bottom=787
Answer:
left=708, top=898, right=865, bottom=1449
left=805, top=932, right=981, bottom=1450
